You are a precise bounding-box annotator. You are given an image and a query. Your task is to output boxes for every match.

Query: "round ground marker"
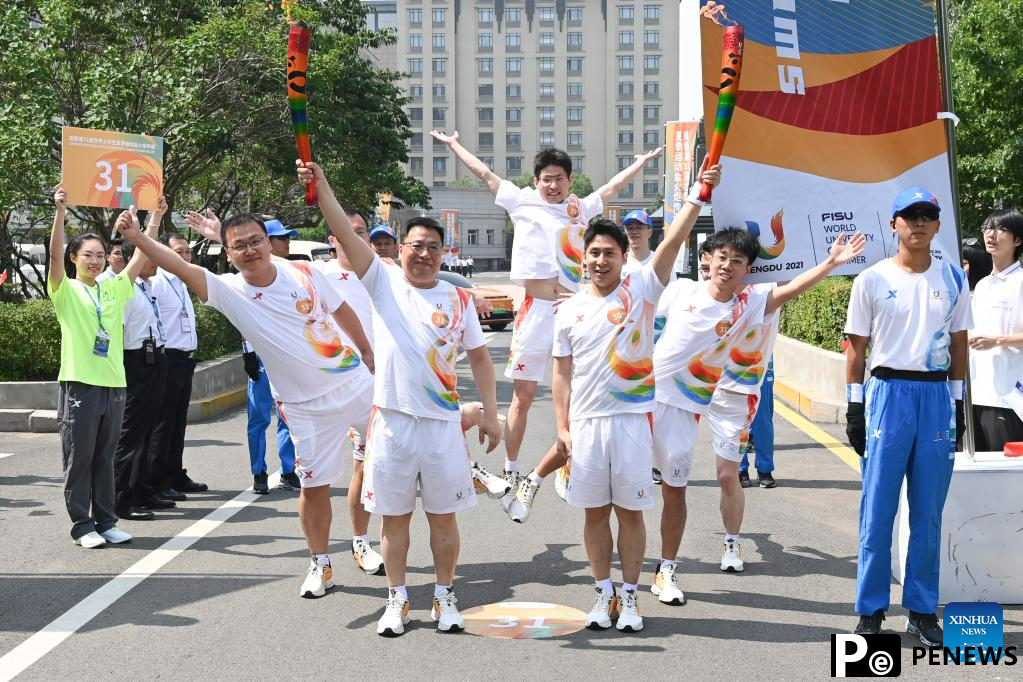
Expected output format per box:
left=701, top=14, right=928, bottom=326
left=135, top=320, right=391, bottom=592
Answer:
left=462, top=601, right=587, bottom=639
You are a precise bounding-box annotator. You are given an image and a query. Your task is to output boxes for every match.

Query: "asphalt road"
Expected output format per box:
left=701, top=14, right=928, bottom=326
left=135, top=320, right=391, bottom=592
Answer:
left=1, top=271, right=1020, bottom=680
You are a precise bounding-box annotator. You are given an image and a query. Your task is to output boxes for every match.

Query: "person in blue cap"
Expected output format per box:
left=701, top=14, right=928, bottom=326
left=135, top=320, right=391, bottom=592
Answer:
left=370, top=225, right=399, bottom=260
left=844, top=186, right=972, bottom=646
left=265, top=219, right=298, bottom=259
left=620, top=210, right=654, bottom=276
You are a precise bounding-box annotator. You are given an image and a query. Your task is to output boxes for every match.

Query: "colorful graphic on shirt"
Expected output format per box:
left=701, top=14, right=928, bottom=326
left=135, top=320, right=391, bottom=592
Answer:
left=424, top=287, right=471, bottom=411
left=744, top=210, right=786, bottom=260
left=290, top=262, right=362, bottom=373
left=607, top=275, right=656, bottom=403
left=723, top=327, right=767, bottom=386
left=556, top=195, right=588, bottom=285
left=924, top=261, right=966, bottom=372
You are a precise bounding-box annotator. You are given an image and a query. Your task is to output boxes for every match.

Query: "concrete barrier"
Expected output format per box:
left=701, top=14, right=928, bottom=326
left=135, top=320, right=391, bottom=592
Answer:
left=0, top=353, right=247, bottom=433
left=773, top=335, right=848, bottom=424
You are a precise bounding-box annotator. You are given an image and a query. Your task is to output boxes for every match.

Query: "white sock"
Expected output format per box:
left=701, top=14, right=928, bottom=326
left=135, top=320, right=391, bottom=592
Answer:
left=504, top=459, right=518, bottom=473
left=622, top=582, right=638, bottom=593
left=391, top=585, right=408, bottom=601
left=660, top=559, right=676, bottom=571
left=314, top=553, right=330, bottom=567
left=725, top=534, right=740, bottom=544
left=595, top=578, right=614, bottom=593
left=527, top=470, right=543, bottom=485
left=434, top=583, right=452, bottom=598
left=352, top=534, right=368, bottom=543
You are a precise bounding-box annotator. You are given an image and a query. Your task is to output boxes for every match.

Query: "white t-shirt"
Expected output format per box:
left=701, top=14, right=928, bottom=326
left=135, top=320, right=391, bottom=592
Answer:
left=203, top=261, right=370, bottom=402
left=495, top=180, right=603, bottom=291
left=718, top=283, right=780, bottom=394
left=653, top=279, right=770, bottom=413
left=153, top=269, right=197, bottom=351
left=553, top=265, right=666, bottom=419
left=313, top=259, right=374, bottom=345
left=360, top=257, right=487, bottom=421
left=970, top=262, right=1023, bottom=408
left=123, top=277, right=166, bottom=350
left=621, top=251, right=654, bottom=277
left=845, top=258, right=972, bottom=372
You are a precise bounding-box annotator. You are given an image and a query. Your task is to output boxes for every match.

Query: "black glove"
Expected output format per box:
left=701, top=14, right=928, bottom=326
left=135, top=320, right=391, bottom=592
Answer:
left=846, top=402, right=866, bottom=457
left=955, top=399, right=965, bottom=449
left=243, top=351, right=261, bottom=382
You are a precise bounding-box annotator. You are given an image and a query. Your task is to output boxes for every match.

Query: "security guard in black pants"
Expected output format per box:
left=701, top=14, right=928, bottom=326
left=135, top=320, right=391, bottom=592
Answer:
left=150, top=232, right=207, bottom=499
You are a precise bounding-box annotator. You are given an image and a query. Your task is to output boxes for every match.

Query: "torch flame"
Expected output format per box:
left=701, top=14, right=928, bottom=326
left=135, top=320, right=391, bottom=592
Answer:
left=700, top=1, right=735, bottom=27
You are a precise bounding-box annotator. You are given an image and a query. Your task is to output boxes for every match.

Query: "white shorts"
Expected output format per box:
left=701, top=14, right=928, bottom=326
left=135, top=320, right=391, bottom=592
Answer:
left=362, top=407, right=477, bottom=515
left=504, top=296, right=556, bottom=382
left=706, top=388, right=760, bottom=463
left=277, top=374, right=373, bottom=488
left=565, top=413, right=655, bottom=511
left=349, top=427, right=366, bottom=462
left=651, top=401, right=699, bottom=487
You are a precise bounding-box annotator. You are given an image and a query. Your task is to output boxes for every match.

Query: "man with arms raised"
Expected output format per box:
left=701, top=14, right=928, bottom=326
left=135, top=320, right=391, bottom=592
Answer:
left=298, top=160, right=501, bottom=638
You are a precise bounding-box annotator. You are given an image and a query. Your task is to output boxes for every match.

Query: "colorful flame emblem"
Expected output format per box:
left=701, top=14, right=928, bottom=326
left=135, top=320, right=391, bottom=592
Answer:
left=423, top=288, right=470, bottom=411
left=432, top=311, right=450, bottom=328
left=295, top=298, right=313, bottom=315
left=744, top=210, right=786, bottom=260
left=606, top=281, right=656, bottom=404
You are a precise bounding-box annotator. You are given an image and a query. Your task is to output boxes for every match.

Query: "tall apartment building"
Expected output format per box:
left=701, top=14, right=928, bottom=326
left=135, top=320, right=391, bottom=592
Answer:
left=363, top=1, right=680, bottom=213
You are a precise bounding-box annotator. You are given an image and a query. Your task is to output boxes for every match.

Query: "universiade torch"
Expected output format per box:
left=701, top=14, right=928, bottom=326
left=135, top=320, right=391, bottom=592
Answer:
left=288, top=22, right=318, bottom=206
left=699, top=24, right=743, bottom=203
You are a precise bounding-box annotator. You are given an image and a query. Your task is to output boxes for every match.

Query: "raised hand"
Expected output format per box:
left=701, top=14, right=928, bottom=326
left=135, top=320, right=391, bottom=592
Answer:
left=827, top=233, right=867, bottom=265
left=634, top=146, right=664, bottom=163
left=185, top=208, right=222, bottom=243
left=116, top=206, right=141, bottom=239
left=54, top=183, right=67, bottom=209
left=430, top=129, right=460, bottom=146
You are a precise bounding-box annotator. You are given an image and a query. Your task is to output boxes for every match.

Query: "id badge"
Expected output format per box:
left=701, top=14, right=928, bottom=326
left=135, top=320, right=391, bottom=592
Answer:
left=93, top=330, right=111, bottom=357
left=180, top=311, right=192, bottom=333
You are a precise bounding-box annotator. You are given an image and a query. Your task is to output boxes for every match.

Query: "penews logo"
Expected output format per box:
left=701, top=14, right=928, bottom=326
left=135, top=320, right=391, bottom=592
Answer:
left=744, top=209, right=786, bottom=260
left=831, top=634, right=901, bottom=677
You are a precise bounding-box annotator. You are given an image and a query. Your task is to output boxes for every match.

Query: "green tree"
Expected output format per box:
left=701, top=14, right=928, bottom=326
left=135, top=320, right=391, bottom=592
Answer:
left=950, top=0, right=1023, bottom=232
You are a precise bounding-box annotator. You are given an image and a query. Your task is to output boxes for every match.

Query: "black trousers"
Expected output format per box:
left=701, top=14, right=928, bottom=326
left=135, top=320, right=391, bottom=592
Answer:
left=972, top=404, right=1023, bottom=452
left=113, top=348, right=167, bottom=508
left=149, top=350, right=197, bottom=488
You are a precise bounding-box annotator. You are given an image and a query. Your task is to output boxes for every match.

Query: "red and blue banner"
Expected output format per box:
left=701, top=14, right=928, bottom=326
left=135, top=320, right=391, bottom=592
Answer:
left=700, top=0, right=958, bottom=282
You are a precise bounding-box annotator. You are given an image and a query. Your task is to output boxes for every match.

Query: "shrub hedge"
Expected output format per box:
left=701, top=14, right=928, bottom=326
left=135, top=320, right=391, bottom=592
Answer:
left=778, top=277, right=854, bottom=354
left=0, top=296, right=240, bottom=381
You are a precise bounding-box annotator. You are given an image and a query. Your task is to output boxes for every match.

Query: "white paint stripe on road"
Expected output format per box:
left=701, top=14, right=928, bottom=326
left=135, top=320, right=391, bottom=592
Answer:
left=0, top=473, right=281, bottom=682
left=0, top=453, right=13, bottom=460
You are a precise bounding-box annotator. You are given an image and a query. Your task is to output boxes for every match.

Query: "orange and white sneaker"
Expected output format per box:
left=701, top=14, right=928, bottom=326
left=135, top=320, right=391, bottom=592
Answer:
left=651, top=564, right=685, bottom=605
left=554, top=463, right=571, bottom=501
left=616, top=589, right=643, bottom=632
left=472, top=462, right=513, bottom=499
left=299, top=559, right=334, bottom=598
left=431, top=588, right=465, bottom=632
left=585, top=587, right=620, bottom=630
left=377, top=590, right=411, bottom=637
left=352, top=538, right=385, bottom=576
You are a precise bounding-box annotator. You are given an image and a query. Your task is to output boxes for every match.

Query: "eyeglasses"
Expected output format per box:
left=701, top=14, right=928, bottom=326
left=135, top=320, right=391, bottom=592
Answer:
left=713, top=254, right=748, bottom=268
left=402, top=241, right=443, bottom=256
left=981, top=224, right=1010, bottom=235
left=76, top=252, right=106, bottom=261
left=538, top=175, right=568, bottom=185
left=962, top=237, right=979, bottom=246
left=897, top=208, right=939, bottom=222
left=228, top=237, right=268, bottom=253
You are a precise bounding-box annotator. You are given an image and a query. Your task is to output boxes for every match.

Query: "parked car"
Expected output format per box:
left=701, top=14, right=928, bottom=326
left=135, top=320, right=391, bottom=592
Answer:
left=436, top=270, right=515, bottom=332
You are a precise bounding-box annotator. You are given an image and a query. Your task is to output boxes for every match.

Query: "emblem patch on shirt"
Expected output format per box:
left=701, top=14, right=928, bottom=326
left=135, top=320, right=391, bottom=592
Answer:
left=606, top=307, right=627, bottom=325
left=295, top=298, right=314, bottom=315
left=432, top=311, right=450, bottom=328
left=715, top=319, right=732, bottom=336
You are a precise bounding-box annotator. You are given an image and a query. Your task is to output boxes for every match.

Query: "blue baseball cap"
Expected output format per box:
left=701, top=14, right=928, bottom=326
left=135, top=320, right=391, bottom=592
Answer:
left=264, top=219, right=297, bottom=238
left=370, top=225, right=397, bottom=241
left=622, top=209, right=652, bottom=227
left=891, top=187, right=940, bottom=218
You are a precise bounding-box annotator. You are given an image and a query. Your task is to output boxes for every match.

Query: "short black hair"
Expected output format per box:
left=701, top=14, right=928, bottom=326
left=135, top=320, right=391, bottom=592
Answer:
left=961, top=240, right=992, bottom=290
left=346, top=209, right=370, bottom=228
left=533, top=148, right=572, bottom=179
left=108, top=237, right=123, bottom=248
left=698, top=239, right=713, bottom=257
left=583, top=218, right=628, bottom=254
left=220, top=213, right=266, bottom=245
left=705, top=227, right=761, bottom=266
left=404, top=216, right=444, bottom=243
left=982, top=208, right=1023, bottom=261
left=159, top=231, right=189, bottom=247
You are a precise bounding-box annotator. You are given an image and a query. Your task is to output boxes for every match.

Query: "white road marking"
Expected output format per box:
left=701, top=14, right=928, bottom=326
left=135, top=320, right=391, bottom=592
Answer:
left=0, top=453, right=13, bottom=460
left=0, top=473, right=281, bottom=681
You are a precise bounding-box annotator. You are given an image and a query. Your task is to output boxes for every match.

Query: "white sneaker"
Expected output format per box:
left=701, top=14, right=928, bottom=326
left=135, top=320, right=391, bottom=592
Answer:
left=299, top=559, right=334, bottom=598
left=377, top=590, right=410, bottom=637
left=507, top=476, right=541, bottom=523
left=431, top=588, right=465, bottom=632
left=554, top=463, right=571, bottom=501
left=99, top=527, right=132, bottom=544
left=720, top=539, right=745, bottom=573
left=616, top=589, right=643, bottom=632
left=500, top=471, right=521, bottom=512
left=471, top=462, right=513, bottom=499
left=651, top=564, right=685, bottom=605
left=585, top=587, right=620, bottom=630
left=352, top=538, right=385, bottom=576
left=73, top=531, right=106, bottom=549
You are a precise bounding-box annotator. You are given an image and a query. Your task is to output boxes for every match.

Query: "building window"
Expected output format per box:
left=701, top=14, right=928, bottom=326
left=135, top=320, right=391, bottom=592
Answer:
left=478, top=107, right=494, bottom=122
left=645, top=157, right=660, bottom=171
left=644, top=105, right=660, bottom=121
left=644, top=129, right=659, bottom=146
left=644, top=5, right=660, bottom=20
left=644, top=55, right=660, bottom=72
left=618, top=81, right=634, bottom=96
left=644, top=81, right=659, bottom=96
left=567, top=6, right=583, bottom=22
left=433, top=107, right=446, bottom=122
left=567, top=57, right=583, bottom=73
left=506, top=83, right=522, bottom=99
left=409, top=84, right=423, bottom=100
left=478, top=33, right=493, bottom=49
left=538, top=57, right=555, bottom=74
left=432, top=58, right=447, bottom=74
left=644, top=180, right=659, bottom=197
left=567, top=32, right=583, bottom=49
left=507, top=157, right=523, bottom=174
left=409, top=58, right=423, bottom=75
left=567, top=82, right=583, bottom=98
left=432, top=8, right=445, bottom=24
left=433, top=157, right=447, bottom=174
left=432, top=33, right=445, bottom=49
left=505, top=7, right=521, bottom=23
left=479, top=132, right=494, bottom=147
left=618, top=55, right=634, bottom=72
left=539, top=32, right=555, bottom=49
left=618, top=131, right=634, bottom=145
left=644, top=30, right=660, bottom=47
left=506, top=32, right=521, bottom=48
left=618, top=30, right=634, bottom=46
left=478, top=8, right=494, bottom=24
left=572, top=155, right=584, bottom=173
left=621, top=182, right=634, bottom=198
left=432, top=84, right=446, bottom=99
left=486, top=229, right=495, bottom=245
left=410, top=132, right=423, bottom=148
left=539, top=6, right=556, bottom=22
left=618, top=105, right=634, bottom=122
left=478, top=83, right=493, bottom=98
left=506, top=131, right=521, bottom=147
left=409, top=107, right=423, bottom=122
left=481, top=156, right=495, bottom=168
left=539, top=83, right=555, bottom=98
left=539, top=131, right=555, bottom=147
left=410, top=157, right=423, bottom=173
left=409, top=8, right=422, bottom=25
left=619, top=5, right=635, bottom=20
left=507, top=108, right=522, bottom=122
left=567, top=106, right=583, bottom=122
left=617, top=155, right=632, bottom=171
left=506, top=58, right=522, bottom=75
left=409, top=33, right=422, bottom=49
left=568, top=131, right=583, bottom=146
left=478, top=58, right=493, bottom=75
left=467, top=229, right=478, bottom=246
left=538, top=107, right=555, bottom=122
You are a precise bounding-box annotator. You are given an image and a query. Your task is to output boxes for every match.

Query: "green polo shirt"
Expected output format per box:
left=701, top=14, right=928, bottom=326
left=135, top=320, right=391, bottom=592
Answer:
left=48, top=274, right=135, bottom=387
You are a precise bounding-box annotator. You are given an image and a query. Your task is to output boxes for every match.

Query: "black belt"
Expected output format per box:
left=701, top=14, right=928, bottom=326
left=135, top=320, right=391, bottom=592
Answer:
left=124, top=346, right=164, bottom=355
left=166, top=349, right=195, bottom=359
left=872, top=366, right=947, bottom=382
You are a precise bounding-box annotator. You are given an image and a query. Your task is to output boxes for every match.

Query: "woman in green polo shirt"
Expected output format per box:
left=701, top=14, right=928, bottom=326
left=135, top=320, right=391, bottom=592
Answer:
left=48, top=185, right=158, bottom=548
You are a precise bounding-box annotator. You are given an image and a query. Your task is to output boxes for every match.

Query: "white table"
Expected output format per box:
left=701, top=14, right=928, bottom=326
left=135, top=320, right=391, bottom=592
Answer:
left=892, top=451, right=1023, bottom=604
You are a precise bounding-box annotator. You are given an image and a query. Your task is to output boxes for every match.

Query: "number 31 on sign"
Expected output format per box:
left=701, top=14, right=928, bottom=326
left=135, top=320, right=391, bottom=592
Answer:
left=61, top=126, right=164, bottom=211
